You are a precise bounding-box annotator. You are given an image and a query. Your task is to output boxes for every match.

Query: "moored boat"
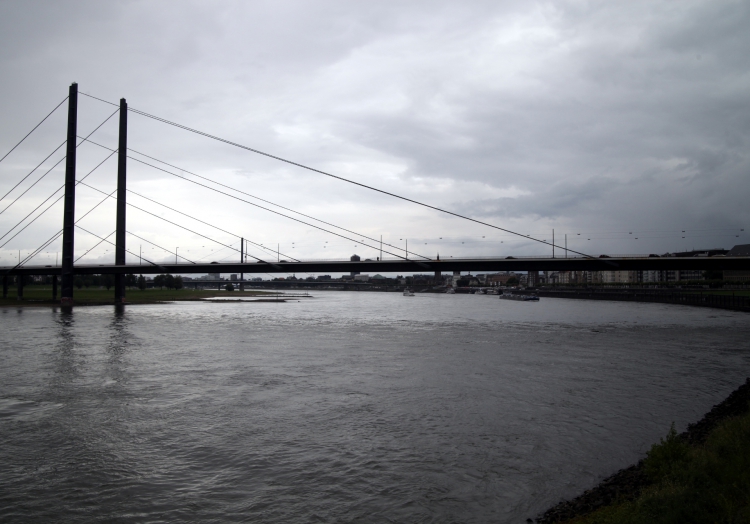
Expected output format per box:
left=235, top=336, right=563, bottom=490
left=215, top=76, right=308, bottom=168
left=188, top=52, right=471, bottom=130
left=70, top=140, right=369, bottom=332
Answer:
left=499, top=293, right=540, bottom=301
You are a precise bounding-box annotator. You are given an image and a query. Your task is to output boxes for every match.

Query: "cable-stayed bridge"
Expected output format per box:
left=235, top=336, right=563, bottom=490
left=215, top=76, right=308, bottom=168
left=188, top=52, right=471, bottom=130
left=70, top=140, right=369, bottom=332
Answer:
left=1, top=83, right=748, bottom=305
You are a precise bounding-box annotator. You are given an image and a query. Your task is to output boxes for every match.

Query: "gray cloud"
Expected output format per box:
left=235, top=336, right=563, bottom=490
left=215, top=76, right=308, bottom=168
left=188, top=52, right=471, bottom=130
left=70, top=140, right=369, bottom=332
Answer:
left=0, top=0, right=748, bottom=265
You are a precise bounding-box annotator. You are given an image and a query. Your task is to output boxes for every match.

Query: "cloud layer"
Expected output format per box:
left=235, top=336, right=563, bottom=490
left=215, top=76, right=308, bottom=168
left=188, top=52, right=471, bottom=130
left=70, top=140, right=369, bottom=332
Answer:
left=1, top=0, right=748, bottom=267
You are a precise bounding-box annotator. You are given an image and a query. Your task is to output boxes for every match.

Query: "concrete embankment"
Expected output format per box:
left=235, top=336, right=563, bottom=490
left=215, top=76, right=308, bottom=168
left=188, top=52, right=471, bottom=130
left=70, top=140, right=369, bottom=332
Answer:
left=517, top=289, right=750, bottom=312
left=535, top=378, right=750, bottom=523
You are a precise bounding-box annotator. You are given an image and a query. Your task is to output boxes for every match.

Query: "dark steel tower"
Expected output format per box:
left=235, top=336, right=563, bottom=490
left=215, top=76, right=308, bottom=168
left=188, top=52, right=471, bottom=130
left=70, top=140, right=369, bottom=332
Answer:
left=114, top=98, right=127, bottom=303
left=60, top=83, right=78, bottom=305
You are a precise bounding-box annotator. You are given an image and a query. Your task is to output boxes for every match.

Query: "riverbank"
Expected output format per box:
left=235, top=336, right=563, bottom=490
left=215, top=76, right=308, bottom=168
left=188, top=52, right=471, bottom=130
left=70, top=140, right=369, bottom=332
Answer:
left=519, top=288, right=750, bottom=312
left=0, top=287, right=279, bottom=307
left=536, top=378, right=750, bottom=523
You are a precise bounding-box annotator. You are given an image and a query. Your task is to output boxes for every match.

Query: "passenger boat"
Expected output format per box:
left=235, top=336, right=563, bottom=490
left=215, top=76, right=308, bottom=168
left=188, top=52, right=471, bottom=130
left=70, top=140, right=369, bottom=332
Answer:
left=403, top=289, right=415, bottom=296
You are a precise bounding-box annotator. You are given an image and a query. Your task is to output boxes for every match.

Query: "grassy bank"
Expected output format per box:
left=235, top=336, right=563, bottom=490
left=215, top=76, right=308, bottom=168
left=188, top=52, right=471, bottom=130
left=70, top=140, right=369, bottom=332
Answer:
left=570, top=412, right=750, bottom=523
left=0, top=287, right=276, bottom=306
left=539, top=379, right=750, bottom=523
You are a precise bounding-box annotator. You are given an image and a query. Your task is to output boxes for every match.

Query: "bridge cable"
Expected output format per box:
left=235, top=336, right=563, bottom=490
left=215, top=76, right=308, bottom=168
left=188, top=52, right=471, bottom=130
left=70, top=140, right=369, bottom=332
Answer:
left=124, top=158, right=416, bottom=261
left=0, top=108, right=119, bottom=216
left=0, top=151, right=116, bottom=244
left=0, top=141, right=65, bottom=207
left=125, top=146, right=431, bottom=260
left=79, top=136, right=429, bottom=260
left=75, top=180, right=268, bottom=263
left=4, top=185, right=119, bottom=273
left=76, top=137, right=418, bottom=262
left=78, top=92, right=592, bottom=258
left=124, top=230, right=195, bottom=264
left=12, top=188, right=137, bottom=272
left=126, top=187, right=299, bottom=262
left=75, top=225, right=168, bottom=269
left=75, top=230, right=115, bottom=263
left=0, top=96, right=68, bottom=165
left=0, top=151, right=117, bottom=249
left=75, top=139, right=306, bottom=262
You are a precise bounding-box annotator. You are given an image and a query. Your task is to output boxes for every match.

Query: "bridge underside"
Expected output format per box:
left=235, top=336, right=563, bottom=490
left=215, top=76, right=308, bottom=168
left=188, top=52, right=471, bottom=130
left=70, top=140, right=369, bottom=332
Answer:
left=3, top=256, right=749, bottom=276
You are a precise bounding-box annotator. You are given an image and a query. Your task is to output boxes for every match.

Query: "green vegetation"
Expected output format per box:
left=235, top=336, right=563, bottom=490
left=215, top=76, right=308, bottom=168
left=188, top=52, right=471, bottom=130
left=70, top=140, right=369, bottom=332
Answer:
left=570, top=409, right=750, bottom=523
left=0, top=286, right=272, bottom=306
left=153, top=274, right=183, bottom=289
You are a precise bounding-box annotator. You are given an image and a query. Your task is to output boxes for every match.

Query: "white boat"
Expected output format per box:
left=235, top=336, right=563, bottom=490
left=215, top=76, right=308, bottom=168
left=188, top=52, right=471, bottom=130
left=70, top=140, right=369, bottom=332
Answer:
left=446, top=288, right=456, bottom=294
left=403, top=289, right=415, bottom=296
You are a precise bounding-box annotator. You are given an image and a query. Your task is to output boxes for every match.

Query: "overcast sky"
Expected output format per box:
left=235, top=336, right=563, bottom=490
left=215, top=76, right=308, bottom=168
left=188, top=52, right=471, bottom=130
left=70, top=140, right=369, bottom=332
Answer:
left=1, top=0, right=748, bottom=270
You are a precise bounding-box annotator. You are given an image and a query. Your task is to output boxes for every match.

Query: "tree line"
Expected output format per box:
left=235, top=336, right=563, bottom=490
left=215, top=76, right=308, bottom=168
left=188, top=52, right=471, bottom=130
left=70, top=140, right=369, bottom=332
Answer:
left=69, top=274, right=183, bottom=290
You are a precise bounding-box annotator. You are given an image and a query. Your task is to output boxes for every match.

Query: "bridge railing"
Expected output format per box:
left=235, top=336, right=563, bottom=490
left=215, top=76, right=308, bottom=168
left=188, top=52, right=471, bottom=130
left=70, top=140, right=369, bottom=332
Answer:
left=154, top=253, right=721, bottom=263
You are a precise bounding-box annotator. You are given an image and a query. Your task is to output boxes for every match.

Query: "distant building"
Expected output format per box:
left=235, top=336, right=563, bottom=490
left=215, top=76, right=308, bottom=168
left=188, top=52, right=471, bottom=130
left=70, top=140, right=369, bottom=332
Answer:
left=558, top=271, right=587, bottom=284
left=601, top=270, right=638, bottom=283
left=725, top=244, right=750, bottom=281
left=487, top=273, right=520, bottom=286
left=230, top=274, right=238, bottom=280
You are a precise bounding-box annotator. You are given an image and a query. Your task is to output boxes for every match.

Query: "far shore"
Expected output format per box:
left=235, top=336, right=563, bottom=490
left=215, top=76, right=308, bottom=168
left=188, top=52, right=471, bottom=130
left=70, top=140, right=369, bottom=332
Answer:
left=0, top=287, right=292, bottom=307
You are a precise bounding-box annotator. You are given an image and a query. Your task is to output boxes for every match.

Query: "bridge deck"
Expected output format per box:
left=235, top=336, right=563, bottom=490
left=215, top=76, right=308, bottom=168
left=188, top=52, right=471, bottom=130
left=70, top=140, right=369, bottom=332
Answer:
left=2, top=256, right=749, bottom=276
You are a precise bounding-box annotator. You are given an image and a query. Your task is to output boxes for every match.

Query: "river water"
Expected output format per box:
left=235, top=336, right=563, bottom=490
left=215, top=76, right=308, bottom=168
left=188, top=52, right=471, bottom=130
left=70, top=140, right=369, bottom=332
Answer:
left=1, top=292, right=749, bottom=523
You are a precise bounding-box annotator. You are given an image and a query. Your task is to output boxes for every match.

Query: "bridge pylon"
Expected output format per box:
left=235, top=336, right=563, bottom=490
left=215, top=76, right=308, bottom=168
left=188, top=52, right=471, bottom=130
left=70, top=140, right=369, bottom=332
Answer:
left=60, top=83, right=78, bottom=306
left=114, top=98, right=128, bottom=303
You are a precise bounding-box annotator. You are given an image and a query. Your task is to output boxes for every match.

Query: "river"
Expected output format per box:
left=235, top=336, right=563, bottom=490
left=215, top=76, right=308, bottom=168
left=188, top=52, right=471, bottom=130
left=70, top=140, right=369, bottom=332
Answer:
left=1, top=292, right=749, bottom=522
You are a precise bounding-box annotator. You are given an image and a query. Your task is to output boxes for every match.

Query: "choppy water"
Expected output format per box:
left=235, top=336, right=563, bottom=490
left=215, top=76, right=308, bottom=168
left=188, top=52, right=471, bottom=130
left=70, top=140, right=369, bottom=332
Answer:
left=1, top=292, right=749, bottom=523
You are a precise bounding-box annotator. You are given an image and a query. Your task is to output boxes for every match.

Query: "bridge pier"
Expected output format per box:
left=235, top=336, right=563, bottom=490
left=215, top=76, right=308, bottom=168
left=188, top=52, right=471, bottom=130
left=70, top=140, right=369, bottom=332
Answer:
left=52, top=275, right=58, bottom=301
left=239, top=238, right=244, bottom=292
left=17, top=276, right=23, bottom=300
left=2, top=275, right=7, bottom=298
left=114, top=98, right=128, bottom=304
left=60, top=83, right=78, bottom=306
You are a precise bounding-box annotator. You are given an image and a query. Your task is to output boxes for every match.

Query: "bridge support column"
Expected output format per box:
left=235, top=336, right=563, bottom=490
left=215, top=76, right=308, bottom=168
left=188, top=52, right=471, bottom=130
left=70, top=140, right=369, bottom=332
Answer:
left=60, top=83, right=78, bottom=306
left=2, top=275, right=7, bottom=298
left=17, top=276, right=23, bottom=300
left=114, top=98, right=127, bottom=304
left=52, top=275, right=58, bottom=301
left=239, top=238, right=244, bottom=292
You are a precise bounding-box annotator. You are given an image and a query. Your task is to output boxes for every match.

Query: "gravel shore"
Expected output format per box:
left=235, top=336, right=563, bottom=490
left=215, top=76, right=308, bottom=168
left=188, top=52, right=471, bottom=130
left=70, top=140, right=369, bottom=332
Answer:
left=535, top=377, right=750, bottom=523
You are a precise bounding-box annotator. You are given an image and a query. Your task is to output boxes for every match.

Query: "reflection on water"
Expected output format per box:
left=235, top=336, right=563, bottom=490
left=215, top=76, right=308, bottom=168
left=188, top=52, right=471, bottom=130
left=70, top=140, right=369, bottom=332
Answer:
left=0, top=293, right=749, bottom=522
